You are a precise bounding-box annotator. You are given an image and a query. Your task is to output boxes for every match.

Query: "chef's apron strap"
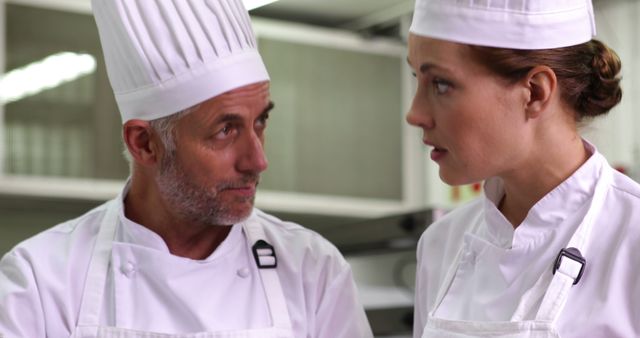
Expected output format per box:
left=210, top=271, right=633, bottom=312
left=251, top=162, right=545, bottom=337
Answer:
left=533, top=164, right=613, bottom=323
left=429, top=221, right=484, bottom=317
left=429, top=249, right=464, bottom=317
left=510, top=269, right=552, bottom=322
left=243, top=219, right=293, bottom=330
left=76, top=198, right=121, bottom=327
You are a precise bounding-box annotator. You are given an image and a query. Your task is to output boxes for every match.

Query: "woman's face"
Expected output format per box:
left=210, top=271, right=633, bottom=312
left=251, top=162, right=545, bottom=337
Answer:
left=406, top=34, right=532, bottom=185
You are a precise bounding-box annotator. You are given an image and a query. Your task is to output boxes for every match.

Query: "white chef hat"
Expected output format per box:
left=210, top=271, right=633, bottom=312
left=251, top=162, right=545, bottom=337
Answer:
left=92, top=0, right=269, bottom=123
left=410, top=0, right=597, bottom=50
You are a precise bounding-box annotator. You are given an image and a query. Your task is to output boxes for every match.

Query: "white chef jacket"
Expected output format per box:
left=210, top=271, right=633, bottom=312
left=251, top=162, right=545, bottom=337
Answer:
left=414, top=142, right=640, bottom=337
left=0, top=190, right=373, bottom=338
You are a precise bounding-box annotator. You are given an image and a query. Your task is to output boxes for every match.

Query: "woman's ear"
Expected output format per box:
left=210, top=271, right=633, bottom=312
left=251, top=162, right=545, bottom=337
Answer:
left=123, top=120, right=161, bottom=166
left=523, top=65, right=557, bottom=120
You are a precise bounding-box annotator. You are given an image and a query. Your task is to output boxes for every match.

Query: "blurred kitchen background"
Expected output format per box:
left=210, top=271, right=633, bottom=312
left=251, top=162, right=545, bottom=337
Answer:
left=0, top=0, right=638, bottom=336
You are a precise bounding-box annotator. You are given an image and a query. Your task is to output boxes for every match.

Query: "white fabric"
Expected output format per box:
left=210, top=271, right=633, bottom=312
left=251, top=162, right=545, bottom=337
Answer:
left=555, top=258, right=583, bottom=282
left=242, top=219, right=293, bottom=332
left=92, top=0, right=270, bottom=122
left=71, top=199, right=294, bottom=338
left=0, top=191, right=372, bottom=337
left=414, top=141, right=640, bottom=337
left=410, top=0, right=596, bottom=49
left=419, top=149, right=610, bottom=338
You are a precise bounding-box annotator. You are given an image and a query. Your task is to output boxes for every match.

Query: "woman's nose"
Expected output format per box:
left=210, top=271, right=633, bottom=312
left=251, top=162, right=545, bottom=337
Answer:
left=406, top=95, right=435, bottom=129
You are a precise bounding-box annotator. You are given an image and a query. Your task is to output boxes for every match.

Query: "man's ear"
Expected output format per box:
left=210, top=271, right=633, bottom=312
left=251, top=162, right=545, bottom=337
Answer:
left=523, top=65, right=557, bottom=120
left=123, top=120, right=161, bottom=166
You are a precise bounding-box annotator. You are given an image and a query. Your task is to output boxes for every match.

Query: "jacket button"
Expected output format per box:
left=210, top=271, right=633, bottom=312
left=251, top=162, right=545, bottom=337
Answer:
left=121, top=262, right=136, bottom=277
left=237, top=267, right=250, bottom=278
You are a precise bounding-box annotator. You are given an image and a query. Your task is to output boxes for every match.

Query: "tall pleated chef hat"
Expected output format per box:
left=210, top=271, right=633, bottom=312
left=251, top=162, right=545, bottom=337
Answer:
left=410, top=0, right=597, bottom=50
left=92, top=0, right=269, bottom=122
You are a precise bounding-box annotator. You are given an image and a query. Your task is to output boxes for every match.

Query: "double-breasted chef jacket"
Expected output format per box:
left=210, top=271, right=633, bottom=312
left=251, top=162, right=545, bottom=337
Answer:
left=0, top=185, right=373, bottom=338
left=414, top=141, right=640, bottom=337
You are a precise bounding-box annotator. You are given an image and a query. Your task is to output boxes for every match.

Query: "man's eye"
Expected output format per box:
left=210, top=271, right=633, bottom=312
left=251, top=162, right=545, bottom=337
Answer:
left=215, top=124, right=235, bottom=139
left=256, top=114, right=269, bottom=128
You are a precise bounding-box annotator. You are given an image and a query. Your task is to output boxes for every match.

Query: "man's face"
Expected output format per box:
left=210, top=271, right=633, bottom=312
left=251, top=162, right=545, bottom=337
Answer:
left=156, top=81, right=272, bottom=226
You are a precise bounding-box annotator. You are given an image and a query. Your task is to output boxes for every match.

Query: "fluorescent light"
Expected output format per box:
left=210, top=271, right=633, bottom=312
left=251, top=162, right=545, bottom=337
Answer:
left=243, top=0, right=279, bottom=10
left=0, top=52, right=96, bottom=104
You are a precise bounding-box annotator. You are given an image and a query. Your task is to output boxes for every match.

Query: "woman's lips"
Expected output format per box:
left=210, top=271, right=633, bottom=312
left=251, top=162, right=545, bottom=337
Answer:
left=423, top=139, right=448, bottom=161
left=430, top=147, right=448, bottom=161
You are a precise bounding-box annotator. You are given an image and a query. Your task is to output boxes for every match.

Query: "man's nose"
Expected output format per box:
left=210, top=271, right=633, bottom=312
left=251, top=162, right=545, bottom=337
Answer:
left=237, top=131, right=268, bottom=174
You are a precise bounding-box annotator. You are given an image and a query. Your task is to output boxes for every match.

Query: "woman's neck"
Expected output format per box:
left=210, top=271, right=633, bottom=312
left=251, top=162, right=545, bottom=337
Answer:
left=498, top=134, right=589, bottom=228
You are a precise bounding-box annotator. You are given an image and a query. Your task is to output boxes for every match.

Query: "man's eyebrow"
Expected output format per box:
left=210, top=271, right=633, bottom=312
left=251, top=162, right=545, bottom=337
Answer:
left=261, top=101, right=275, bottom=116
left=210, top=101, right=274, bottom=125
left=213, top=113, right=243, bottom=125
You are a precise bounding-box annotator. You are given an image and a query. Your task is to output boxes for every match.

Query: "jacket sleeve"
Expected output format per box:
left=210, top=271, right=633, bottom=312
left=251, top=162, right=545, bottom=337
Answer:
left=313, top=264, right=374, bottom=338
left=0, top=251, right=46, bottom=338
left=413, top=237, right=428, bottom=338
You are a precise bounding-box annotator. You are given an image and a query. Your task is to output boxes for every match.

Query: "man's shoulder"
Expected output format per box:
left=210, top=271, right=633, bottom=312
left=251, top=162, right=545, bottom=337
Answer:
left=0, top=199, right=111, bottom=318
left=4, top=200, right=110, bottom=265
left=251, top=209, right=347, bottom=266
left=252, top=208, right=328, bottom=242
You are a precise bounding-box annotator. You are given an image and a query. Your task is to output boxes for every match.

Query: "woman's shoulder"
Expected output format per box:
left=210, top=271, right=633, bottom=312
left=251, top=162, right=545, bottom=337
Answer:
left=603, top=170, right=640, bottom=242
left=609, top=169, right=640, bottom=201
left=417, top=197, right=485, bottom=267
left=414, top=197, right=486, bottom=315
left=420, top=198, right=485, bottom=245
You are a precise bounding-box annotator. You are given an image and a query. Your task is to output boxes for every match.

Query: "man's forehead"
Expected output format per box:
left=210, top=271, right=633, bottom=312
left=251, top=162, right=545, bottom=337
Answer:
left=185, top=96, right=272, bottom=127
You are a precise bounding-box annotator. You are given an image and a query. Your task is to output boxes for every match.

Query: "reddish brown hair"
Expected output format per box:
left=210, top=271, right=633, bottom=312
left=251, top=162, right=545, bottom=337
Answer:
left=469, top=39, right=622, bottom=121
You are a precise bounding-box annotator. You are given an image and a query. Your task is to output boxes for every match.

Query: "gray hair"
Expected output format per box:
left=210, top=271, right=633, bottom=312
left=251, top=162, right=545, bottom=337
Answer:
left=123, top=104, right=200, bottom=170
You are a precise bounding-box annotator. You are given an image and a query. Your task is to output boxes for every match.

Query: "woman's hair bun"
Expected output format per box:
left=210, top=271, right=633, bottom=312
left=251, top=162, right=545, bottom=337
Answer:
left=577, top=40, right=623, bottom=119
left=470, top=39, right=623, bottom=121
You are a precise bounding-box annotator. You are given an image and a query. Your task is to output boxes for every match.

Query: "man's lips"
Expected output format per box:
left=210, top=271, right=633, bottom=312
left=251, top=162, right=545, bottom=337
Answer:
left=223, top=186, right=256, bottom=197
left=219, top=179, right=259, bottom=196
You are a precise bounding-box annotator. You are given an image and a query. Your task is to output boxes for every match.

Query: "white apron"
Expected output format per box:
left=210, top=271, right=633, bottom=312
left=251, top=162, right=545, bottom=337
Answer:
left=70, top=200, right=295, bottom=338
left=421, top=165, right=612, bottom=338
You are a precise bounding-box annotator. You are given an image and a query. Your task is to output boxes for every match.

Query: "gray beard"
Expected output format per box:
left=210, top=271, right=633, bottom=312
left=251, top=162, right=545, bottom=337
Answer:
left=156, top=152, right=258, bottom=226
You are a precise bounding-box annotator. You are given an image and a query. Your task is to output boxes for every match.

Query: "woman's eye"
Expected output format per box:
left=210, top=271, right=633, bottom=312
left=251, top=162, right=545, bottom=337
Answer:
left=433, top=79, right=451, bottom=94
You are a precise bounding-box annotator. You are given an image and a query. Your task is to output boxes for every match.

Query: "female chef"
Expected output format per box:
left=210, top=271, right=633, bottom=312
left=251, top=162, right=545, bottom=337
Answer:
left=406, top=0, right=640, bottom=337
